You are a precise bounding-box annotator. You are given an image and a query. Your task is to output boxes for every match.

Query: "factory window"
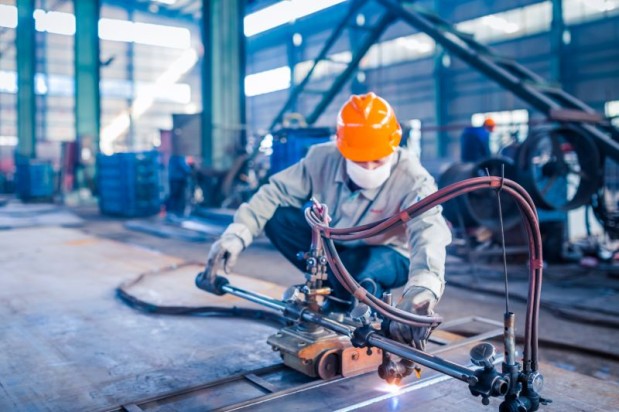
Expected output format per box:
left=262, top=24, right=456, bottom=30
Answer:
left=0, top=70, right=190, bottom=103
left=99, top=19, right=191, bottom=49
left=245, top=66, right=292, bottom=97
left=0, top=4, right=17, bottom=28
left=248, top=1, right=556, bottom=97
left=606, top=100, right=619, bottom=127
left=362, top=34, right=435, bottom=69
left=0, top=0, right=16, bottom=150
left=455, top=2, right=552, bottom=44
left=293, top=52, right=351, bottom=85
left=406, top=119, right=422, bottom=157
left=244, top=0, right=346, bottom=37
left=98, top=3, right=201, bottom=154
left=0, top=5, right=192, bottom=49
left=563, top=0, right=619, bottom=25
left=471, top=109, right=529, bottom=155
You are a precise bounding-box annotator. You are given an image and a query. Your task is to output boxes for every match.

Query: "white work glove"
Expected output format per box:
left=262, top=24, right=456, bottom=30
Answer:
left=207, top=223, right=253, bottom=273
left=388, top=286, right=439, bottom=351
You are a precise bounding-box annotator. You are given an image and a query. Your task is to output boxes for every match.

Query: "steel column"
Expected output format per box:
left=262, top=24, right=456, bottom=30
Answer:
left=74, top=0, right=101, bottom=152
left=550, top=0, right=565, bottom=85
left=348, top=0, right=369, bottom=96
left=201, top=0, right=246, bottom=170
left=16, top=0, right=36, bottom=159
left=434, top=47, right=448, bottom=158
left=286, top=26, right=303, bottom=115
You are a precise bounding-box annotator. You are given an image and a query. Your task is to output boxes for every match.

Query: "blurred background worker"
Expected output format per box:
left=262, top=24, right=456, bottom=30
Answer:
left=460, top=118, right=496, bottom=162
left=207, top=92, right=452, bottom=350
left=166, top=154, right=193, bottom=216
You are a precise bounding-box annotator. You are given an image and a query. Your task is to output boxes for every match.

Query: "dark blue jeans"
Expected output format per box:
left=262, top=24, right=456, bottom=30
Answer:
left=264, top=207, right=409, bottom=308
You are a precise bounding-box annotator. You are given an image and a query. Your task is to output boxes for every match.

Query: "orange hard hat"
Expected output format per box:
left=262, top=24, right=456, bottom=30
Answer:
left=336, top=92, right=402, bottom=162
left=483, top=118, right=496, bottom=128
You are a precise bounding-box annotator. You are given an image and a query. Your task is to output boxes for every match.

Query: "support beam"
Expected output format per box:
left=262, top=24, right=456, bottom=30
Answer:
left=434, top=47, right=449, bottom=159
left=16, top=0, right=36, bottom=159
left=74, top=0, right=101, bottom=152
left=286, top=28, right=303, bottom=115
left=550, top=0, right=565, bottom=86
left=348, top=1, right=369, bottom=96
left=201, top=0, right=246, bottom=170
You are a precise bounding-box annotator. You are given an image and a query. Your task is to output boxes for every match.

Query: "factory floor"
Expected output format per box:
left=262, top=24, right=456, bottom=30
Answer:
left=1, top=203, right=618, bottom=410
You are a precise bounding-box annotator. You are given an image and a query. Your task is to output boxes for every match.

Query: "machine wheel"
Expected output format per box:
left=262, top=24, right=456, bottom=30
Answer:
left=316, top=350, right=340, bottom=380
left=438, top=157, right=520, bottom=230
left=516, top=125, right=601, bottom=211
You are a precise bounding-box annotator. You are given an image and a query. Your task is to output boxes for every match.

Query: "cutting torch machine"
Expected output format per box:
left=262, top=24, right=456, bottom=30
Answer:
left=196, top=176, right=550, bottom=411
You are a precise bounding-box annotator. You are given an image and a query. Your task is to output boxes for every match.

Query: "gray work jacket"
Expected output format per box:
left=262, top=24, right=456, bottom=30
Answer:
left=234, top=142, right=452, bottom=299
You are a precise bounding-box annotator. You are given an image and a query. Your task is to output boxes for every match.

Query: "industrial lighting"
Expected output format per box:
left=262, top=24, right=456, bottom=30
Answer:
left=0, top=5, right=17, bottom=28
left=481, top=15, right=520, bottom=34
left=245, top=66, right=291, bottom=97
left=0, top=71, right=17, bottom=94
left=100, top=48, right=198, bottom=154
left=0, top=136, right=18, bottom=147
left=356, top=13, right=365, bottom=26
left=292, top=33, right=303, bottom=47
left=244, top=0, right=347, bottom=37
left=35, top=74, right=48, bottom=95
left=99, top=19, right=191, bottom=49
left=583, top=0, right=618, bottom=12
left=395, top=36, right=433, bottom=53
left=34, top=10, right=76, bottom=35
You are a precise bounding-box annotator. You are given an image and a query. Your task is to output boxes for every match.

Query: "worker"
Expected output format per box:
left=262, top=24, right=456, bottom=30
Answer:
left=207, top=92, right=452, bottom=350
left=460, top=118, right=495, bottom=162
left=166, top=155, right=192, bottom=216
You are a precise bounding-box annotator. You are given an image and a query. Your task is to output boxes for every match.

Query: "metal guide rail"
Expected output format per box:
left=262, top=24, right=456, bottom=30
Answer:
left=100, top=317, right=503, bottom=412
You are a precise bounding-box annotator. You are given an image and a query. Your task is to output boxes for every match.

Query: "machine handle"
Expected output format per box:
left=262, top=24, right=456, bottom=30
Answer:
left=195, top=251, right=230, bottom=296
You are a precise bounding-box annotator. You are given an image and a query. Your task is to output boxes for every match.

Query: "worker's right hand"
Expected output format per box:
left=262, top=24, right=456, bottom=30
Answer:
left=388, top=287, right=439, bottom=351
left=207, top=223, right=253, bottom=273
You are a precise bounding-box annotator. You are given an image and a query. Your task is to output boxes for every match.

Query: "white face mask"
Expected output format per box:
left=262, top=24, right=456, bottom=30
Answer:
left=345, top=156, right=393, bottom=190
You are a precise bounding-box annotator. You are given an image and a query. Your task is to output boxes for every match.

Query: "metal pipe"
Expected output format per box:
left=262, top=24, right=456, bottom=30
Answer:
left=367, top=334, right=478, bottom=385
left=301, top=311, right=352, bottom=336
left=504, top=312, right=516, bottom=367
left=222, top=284, right=352, bottom=336
left=222, top=285, right=287, bottom=312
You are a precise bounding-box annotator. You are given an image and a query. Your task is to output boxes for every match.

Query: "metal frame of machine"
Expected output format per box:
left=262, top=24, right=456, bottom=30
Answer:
left=196, top=176, right=550, bottom=411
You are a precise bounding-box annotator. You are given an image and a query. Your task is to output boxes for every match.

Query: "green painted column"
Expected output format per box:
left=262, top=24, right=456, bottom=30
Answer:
left=16, top=0, right=36, bottom=159
left=201, top=0, right=246, bottom=170
left=74, top=0, right=101, bottom=152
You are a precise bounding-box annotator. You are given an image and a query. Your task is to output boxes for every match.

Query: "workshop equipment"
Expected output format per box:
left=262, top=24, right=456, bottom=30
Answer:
left=97, top=151, right=161, bottom=217
left=439, top=157, right=520, bottom=231
left=197, top=176, right=550, bottom=411
left=270, top=128, right=332, bottom=175
left=516, top=125, right=601, bottom=211
left=15, top=158, right=55, bottom=201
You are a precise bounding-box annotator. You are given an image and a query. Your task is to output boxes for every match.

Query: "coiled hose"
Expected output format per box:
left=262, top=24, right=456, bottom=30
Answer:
left=305, top=176, right=543, bottom=373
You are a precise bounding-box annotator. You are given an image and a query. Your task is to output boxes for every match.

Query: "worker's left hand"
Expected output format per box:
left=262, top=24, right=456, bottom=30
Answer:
left=388, top=287, right=438, bottom=351
left=206, top=223, right=253, bottom=273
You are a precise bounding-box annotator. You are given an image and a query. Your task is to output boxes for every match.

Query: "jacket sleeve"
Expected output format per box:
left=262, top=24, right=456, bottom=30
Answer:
left=233, top=153, right=313, bottom=240
left=401, top=172, right=452, bottom=301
